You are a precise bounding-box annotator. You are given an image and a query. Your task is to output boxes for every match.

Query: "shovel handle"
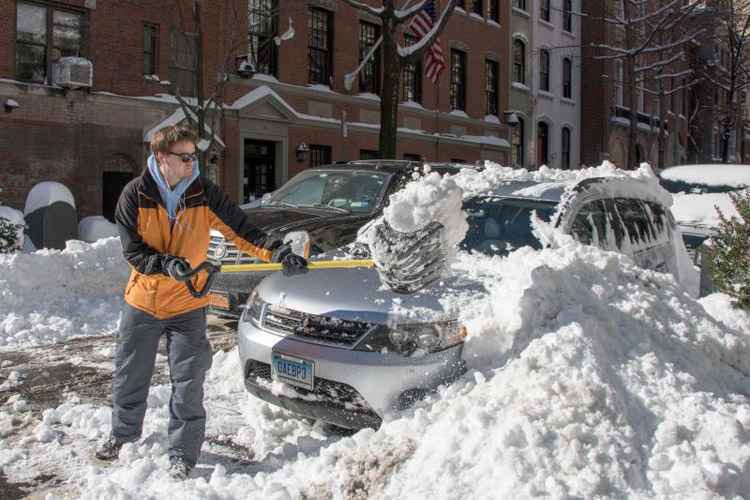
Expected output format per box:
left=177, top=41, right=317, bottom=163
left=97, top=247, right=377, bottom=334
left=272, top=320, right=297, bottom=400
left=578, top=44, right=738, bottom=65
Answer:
left=220, top=259, right=374, bottom=273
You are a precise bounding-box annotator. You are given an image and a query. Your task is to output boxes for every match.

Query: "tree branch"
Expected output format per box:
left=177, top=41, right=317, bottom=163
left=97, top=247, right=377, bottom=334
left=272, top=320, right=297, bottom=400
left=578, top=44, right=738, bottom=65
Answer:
left=399, top=0, right=457, bottom=64
left=339, top=0, right=385, bottom=17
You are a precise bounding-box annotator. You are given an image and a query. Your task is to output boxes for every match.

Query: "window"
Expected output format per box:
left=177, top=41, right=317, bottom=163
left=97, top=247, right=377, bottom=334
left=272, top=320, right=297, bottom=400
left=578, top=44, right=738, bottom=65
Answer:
left=308, top=7, right=333, bottom=85
left=472, top=0, right=483, bottom=16
left=637, top=74, right=645, bottom=112
left=403, top=153, right=422, bottom=162
left=571, top=201, right=608, bottom=248
left=249, top=0, right=278, bottom=76
left=309, top=145, right=332, bottom=167
left=563, top=0, right=573, bottom=32
left=513, top=0, right=526, bottom=11
left=170, top=30, right=198, bottom=97
left=513, top=39, right=525, bottom=84
left=143, top=23, right=159, bottom=76
left=512, top=117, right=525, bottom=166
left=562, top=58, right=572, bottom=98
left=615, top=60, right=624, bottom=106
left=488, top=0, right=499, bottom=22
left=539, top=49, right=550, bottom=91
left=616, top=199, right=655, bottom=245
left=450, top=49, right=467, bottom=111
left=401, top=34, right=422, bottom=103
left=561, top=127, right=571, bottom=169
left=16, top=1, right=83, bottom=83
left=541, top=0, right=550, bottom=21
left=485, top=59, right=498, bottom=116
left=359, top=22, right=381, bottom=94
left=360, top=149, right=380, bottom=160
left=537, top=122, right=549, bottom=166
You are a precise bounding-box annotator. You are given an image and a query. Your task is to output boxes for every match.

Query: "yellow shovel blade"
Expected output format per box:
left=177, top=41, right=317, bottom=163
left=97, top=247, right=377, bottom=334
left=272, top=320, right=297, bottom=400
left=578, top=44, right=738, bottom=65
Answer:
left=220, top=259, right=374, bottom=273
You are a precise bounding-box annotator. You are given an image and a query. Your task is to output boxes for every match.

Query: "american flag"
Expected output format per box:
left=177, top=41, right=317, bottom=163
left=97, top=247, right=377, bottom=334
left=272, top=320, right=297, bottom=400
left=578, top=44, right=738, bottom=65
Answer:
left=408, top=0, right=447, bottom=83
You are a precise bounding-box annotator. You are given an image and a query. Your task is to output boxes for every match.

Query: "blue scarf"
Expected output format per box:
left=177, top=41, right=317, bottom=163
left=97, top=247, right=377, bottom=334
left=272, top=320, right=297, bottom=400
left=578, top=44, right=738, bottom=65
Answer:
left=147, top=154, right=200, bottom=220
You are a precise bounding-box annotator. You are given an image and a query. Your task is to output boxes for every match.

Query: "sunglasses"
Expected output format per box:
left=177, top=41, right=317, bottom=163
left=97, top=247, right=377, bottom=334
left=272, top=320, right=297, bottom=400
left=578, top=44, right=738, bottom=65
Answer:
left=166, top=151, right=198, bottom=163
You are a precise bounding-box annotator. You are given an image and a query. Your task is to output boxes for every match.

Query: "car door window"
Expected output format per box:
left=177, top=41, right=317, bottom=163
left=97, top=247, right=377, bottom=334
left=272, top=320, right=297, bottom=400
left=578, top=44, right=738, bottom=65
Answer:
left=571, top=200, right=608, bottom=247
left=616, top=198, right=654, bottom=245
left=602, top=199, right=626, bottom=250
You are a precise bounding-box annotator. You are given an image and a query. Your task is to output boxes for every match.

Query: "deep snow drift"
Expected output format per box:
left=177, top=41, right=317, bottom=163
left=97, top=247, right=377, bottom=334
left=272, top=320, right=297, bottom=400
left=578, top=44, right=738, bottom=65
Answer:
left=1, top=163, right=750, bottom=498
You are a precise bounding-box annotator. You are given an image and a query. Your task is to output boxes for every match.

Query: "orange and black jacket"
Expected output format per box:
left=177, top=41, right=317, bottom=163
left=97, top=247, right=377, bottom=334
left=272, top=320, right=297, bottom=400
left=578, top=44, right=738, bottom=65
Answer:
left=115, top=168, right=273, bottom=319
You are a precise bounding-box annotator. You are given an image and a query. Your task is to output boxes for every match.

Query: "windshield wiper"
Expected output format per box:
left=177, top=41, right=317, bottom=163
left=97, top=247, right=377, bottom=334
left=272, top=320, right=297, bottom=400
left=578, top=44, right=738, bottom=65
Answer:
left=298, top=204, right=352, bottom=214
left=264, top=201, right=299, bottom=209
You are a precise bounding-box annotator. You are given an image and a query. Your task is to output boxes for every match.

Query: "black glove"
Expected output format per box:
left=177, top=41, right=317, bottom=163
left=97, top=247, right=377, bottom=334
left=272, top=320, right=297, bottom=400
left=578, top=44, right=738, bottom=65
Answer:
left=163, top=255, right=190, bottom=281
left=271, top=243, right=308, bottom=276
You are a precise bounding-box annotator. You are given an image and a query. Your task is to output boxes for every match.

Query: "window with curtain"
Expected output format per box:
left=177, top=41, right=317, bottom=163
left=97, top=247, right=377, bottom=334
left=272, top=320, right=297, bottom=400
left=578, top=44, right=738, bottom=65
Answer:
left=450, top=49, right=467, bottom=111
left=359, top=21, right=381, bottom=94
left=562, top=57, right=572, bottom=98
left=485, top=59, right=498, bottom=115
left=309, top=145, right=332, bottom=167
left=16, top=1, right=84, bottom=83
left=512, top=117, right=525, bottom=167
left=540, top=49, right=550, bottom=91
left=248, top=0, right=278, bottom=76
left=308, top=7, right=333, bottom=85
left=541, top=0, right=550, bottom=21
left=537, top=122, right=549, bottom=166
left=513, top=39, right=525, bottom=84
left=563, top=0, right=573, bottom=31
left=143, top=23, right=159, bottom=75
left=401, top=34, right=422, bottom=103
left=561, top=127, right=571, bottom=169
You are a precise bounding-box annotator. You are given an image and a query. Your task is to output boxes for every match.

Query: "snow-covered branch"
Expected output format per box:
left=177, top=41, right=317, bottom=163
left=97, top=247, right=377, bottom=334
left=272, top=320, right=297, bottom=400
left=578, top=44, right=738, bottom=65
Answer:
left=394, top=0, right=426, bottom=22
left=340, top=0, right=385, bottom=17
left=398, top=0, right=457, bottom=64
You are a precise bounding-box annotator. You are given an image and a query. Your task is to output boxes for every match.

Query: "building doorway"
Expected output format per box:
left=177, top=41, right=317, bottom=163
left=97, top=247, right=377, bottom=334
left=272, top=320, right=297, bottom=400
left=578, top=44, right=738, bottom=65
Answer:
left=536, top=122, right=549, bottom=167
left=243, top=139, right=277, bottom=203
left=102, top=171, right=134, bottom=222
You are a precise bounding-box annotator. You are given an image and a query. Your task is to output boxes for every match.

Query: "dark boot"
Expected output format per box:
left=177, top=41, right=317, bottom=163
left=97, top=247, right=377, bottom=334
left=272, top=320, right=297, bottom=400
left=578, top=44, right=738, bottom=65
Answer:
left=168, top=457, right=192, bottom=480
left=94, top=436, right=126, bottom=461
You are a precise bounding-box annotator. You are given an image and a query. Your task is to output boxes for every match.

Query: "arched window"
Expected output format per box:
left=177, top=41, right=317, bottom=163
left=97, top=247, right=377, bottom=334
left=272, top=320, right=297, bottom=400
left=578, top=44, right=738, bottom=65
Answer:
left=513, top=39, right=526, bottom=84
left=512, top=117, right=525, bottom=167
left=537, top=122, right=549, bottom=166
left=561, top=127, right=571, bottom=169
left=540, top=49, right=550, bottom=91
left=562, top=58, right=572, bottom=98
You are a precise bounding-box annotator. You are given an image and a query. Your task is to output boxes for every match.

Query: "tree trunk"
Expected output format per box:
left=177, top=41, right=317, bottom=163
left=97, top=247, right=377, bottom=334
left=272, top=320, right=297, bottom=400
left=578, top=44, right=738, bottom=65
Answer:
left=194, top=0, right=207, bottom=171
left=626, top=56, right=638, bottom=169
left=379, top=13, right=400, bottom=159
left=658, top=83, right=666, bottom=170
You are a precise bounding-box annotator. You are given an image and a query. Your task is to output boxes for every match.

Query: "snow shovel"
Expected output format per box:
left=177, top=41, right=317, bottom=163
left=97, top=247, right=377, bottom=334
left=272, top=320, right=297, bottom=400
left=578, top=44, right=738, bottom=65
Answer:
left=176, top=222, right=448, bottom=298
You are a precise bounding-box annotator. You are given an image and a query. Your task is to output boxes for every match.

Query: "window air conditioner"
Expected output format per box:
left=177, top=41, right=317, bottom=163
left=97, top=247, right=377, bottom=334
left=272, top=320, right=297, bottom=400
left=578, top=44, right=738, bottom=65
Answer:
left=52, top=57, right=93, bottom=89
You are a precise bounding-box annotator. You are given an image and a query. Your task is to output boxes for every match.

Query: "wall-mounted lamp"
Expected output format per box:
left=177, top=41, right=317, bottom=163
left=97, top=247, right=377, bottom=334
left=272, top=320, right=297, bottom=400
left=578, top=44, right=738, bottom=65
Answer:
left=295, top=142, right=309, bottom=162
left=4, top=98, right=19, bottom=113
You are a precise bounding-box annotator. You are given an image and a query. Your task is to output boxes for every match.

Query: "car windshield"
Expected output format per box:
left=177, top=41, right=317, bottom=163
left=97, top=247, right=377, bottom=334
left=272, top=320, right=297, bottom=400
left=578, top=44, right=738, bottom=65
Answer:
left=460, top=198, right=556, bottom=256
left=659, top=178, right=741, bottom=195
left=264, top=170, right=390, bottom=213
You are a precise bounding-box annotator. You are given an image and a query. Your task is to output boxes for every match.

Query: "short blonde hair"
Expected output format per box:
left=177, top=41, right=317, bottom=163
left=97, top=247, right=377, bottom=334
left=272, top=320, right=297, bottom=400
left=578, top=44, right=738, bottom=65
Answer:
left=150, top=125, right=198, bottom=154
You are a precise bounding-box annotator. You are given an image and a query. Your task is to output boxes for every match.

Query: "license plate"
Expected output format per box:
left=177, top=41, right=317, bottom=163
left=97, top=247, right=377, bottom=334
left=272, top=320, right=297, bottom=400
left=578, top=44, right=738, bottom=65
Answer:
left=271, top=352, right=315, bottom=391
left=208, top=292, right=229, bottom=310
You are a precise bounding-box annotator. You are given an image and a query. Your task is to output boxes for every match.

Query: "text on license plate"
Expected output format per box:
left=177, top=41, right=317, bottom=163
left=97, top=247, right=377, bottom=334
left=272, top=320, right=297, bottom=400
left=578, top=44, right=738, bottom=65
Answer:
left=271, top=352, right=314, bottom=391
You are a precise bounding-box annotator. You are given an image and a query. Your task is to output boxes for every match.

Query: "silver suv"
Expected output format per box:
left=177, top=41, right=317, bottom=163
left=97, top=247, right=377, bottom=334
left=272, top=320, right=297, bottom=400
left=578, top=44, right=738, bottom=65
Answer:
left=237, top=177, right=690, bottom=429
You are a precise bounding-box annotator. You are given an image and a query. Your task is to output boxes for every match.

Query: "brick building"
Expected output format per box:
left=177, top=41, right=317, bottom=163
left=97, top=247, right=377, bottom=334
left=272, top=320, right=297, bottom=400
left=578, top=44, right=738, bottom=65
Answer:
left=0, top=0, right=513, bottom=218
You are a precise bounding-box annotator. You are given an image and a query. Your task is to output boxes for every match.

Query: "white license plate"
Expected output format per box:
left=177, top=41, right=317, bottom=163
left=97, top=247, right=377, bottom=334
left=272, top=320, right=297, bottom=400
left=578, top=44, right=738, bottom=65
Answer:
left=271, top=352, right=315, bottom=391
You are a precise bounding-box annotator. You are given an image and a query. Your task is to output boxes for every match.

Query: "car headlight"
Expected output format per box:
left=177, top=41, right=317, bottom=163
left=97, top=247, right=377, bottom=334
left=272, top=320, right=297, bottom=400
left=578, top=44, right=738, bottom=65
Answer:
left=356, top=320, right=467, bottom=355
left=240, top=290, right=265, bottom=324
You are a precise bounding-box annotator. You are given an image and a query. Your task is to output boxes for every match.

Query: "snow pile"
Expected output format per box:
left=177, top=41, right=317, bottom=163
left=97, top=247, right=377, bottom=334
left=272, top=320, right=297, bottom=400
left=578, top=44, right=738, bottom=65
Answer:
left=78, top=216, right=119, bottom=242
left=0, top=238, right=127, bottom=348
left=671, top=192, right=740, bottom=229
left=660, top=164, right=750, bottom=188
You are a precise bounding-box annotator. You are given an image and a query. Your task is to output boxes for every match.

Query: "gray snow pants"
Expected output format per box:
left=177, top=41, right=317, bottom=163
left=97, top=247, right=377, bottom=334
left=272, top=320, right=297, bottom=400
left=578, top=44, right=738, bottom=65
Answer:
left=110, top=303, right=212, bottom=467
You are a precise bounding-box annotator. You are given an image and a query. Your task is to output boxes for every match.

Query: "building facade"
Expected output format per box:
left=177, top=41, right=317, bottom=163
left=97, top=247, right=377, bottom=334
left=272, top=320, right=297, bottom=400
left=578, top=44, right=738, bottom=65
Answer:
left=0, top=0, right=513, bottom=217
left=508, top=0, right=534, bottom=168
left=530, top=0, right=581, bottom=169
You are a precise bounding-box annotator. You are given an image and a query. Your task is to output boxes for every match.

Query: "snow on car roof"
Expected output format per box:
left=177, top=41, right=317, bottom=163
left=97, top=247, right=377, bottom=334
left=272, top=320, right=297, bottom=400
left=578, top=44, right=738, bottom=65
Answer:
left=659, top=164, right=750, bottom=188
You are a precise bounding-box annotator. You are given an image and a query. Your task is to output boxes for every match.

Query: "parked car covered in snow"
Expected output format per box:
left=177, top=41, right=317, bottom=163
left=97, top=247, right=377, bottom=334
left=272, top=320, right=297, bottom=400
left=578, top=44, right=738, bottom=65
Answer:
left=658, top=163, right=750, bottom=295
left=237, top=172, right=694, bottom=429
left=207, top=160, right=477, bottom=317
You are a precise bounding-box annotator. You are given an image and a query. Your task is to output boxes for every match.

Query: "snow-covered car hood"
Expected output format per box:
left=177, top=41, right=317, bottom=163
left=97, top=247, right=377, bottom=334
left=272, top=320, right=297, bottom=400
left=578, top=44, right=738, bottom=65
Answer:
left=255, top=266, right=484, bottom=324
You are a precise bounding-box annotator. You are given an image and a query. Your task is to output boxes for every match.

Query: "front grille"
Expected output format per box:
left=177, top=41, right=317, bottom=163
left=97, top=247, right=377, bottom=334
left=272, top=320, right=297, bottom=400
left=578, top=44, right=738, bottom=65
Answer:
left=263, top=305, right=375, bottom=346
left=209, top=233, right=261, bottom=265
left=246, top=360, right=371, bottom=412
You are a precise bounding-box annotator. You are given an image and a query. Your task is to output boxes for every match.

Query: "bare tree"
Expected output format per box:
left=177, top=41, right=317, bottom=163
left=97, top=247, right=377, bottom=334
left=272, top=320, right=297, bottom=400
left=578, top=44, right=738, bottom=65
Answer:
left=340, top=0, right=458, bottom=159
left=592, top=0, right=702, bottom=168
left=694, top=0, right=750, bottom=162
